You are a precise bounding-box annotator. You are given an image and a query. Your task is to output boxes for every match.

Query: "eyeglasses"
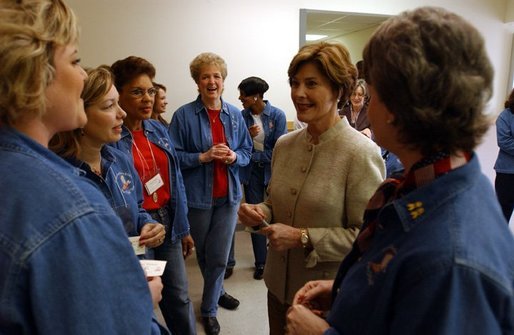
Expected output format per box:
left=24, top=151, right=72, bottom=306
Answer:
left=129, top=87, right=157, bottom=98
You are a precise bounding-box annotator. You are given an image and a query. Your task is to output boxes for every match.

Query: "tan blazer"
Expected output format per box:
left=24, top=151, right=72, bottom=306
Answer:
left=260, top=118, right=385, bottom=304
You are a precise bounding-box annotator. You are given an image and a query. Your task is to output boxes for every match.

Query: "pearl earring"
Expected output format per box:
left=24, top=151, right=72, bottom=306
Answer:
left=254, top=97, right=257, bottom=101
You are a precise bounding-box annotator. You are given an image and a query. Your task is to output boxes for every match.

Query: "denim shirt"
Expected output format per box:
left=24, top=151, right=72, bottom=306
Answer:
left=326, top=154, right=514, bottom=335
left=0, top=127, right=156, bottom=334
left=169, top=96, right=252, bottom=209
left=67, top=145, right=157, bottom=236
left=239, top=101, right=288, bottom=185
left=494, top=108, right=514, bottom=174
left=111, top=119, right=190, bottom=243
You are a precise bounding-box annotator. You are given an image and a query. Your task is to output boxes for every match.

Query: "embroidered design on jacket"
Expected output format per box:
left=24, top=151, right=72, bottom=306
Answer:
left=407, top=201, right=424, bottom=219
left=367, top=247, right=397, bottom=285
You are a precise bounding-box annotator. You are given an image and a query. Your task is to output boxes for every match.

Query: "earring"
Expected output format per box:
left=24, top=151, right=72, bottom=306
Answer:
left=254, top=97, right=257, bottom=101
left=386, top=119, right=393, bottom=124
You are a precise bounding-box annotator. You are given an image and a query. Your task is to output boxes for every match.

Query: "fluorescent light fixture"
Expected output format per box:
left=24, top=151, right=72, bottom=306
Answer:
left=306, top=34, right=327, bottom=41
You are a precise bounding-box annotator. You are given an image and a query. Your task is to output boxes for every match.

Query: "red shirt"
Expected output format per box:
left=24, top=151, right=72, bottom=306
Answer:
left=131, top=129, right=171, bottom=210
left=207, top=109, right=228, bottom=198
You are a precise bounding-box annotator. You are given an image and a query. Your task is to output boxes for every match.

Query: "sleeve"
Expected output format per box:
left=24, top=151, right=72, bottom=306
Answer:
left=29, top=213, right=155, bottom=334
left=496, top=110, right=514, bottom=156
left=169, top=107, right=203, bottom=170
left=306, top=142, right=385, bottom=267
left=389, top=263, right=514, bottom=334
left=231, top=111, right=253, bottom=168
left=252, top=109, right=288, bottom=163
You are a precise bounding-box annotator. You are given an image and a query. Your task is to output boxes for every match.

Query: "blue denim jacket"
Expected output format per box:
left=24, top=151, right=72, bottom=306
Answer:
left=0, top=127, right=157, bottom=334
left=68, top=145, right=157, bottom=236
left=494, top=108, right=514, bottom=174
left=326, top=154, right=514, bottom=334
left=239, top=101, right=287, bottom=185
left=111, top=119, right=190, bottom=243
left=169, top=96, right=252, bottom=209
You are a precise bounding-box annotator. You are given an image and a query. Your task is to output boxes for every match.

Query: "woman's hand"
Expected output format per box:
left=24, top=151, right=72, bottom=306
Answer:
left=182, top=235, right=195, bottom=259
left=286, top=304, right=330, bottom=335
left=249, top=124, right=261, bottom=138
left=292, top=280, right=334, bottom=313
left=139, top=223, right=166, bottom=248
left=261, top=224, right=303, bottom=252
left=147, top=276, right=163, bottom=308
left=238, top=203, right=266, bottom=227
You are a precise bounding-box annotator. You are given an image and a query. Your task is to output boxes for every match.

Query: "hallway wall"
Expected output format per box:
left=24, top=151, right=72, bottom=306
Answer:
left=67, top=0, right=512, bottom=182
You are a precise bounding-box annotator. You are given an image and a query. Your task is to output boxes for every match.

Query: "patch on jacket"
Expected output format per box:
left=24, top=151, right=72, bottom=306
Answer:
left=367, top=247, right=397, bottom=285
left=115, top=172, right=135, bottom=193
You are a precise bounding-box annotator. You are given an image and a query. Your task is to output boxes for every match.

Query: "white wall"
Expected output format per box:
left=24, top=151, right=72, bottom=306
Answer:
left=67, top=0, right=511, bottom=182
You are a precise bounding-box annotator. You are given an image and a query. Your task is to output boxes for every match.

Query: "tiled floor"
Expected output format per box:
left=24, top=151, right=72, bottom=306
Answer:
left=157, top=226, right=269, bottom=334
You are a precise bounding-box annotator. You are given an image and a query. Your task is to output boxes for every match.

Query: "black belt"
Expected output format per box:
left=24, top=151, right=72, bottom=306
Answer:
left=253, top=161, right=265, bottom=168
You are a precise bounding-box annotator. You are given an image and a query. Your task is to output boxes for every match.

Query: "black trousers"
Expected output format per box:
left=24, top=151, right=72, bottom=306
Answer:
left=495, top=172, right=514, bottom=223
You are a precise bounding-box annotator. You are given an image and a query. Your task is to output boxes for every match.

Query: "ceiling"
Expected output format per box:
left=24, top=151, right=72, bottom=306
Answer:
left=306, top=10, right=390, bottom=41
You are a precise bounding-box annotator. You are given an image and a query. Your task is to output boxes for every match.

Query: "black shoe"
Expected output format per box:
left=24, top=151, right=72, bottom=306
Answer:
left=218, top=292, right=240, bottom=310
left=202, top=316, right=220, bottom=335
left=224, top=267, right=234, bottom=279
left=253, top=266, right=264, bottom=280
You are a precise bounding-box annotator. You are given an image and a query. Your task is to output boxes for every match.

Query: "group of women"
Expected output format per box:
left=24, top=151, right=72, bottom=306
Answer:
left=2, top=1, right=514, bottom=335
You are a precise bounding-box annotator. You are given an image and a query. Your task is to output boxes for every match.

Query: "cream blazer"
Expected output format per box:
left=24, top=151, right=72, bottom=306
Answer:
left=260, top=118, right=385, bottom=304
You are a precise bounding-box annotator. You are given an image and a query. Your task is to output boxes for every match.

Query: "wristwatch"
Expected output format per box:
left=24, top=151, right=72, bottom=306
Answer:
left=300, top=228, right=310, bottom=248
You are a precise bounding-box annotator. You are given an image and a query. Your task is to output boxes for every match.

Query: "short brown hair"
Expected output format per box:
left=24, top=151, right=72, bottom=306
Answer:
left=189, top=52, right=227, bottom=83
left=363, top=7, right=493, bottom=155
left=288, top=42, right=357, bottom=109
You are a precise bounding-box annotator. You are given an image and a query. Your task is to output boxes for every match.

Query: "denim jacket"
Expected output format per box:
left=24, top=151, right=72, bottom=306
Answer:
left=494, top=108, right=514, bottom=174
left=169, top=96, right=252, bottom=209
left=326, top=154, right=514, bottom=334
left=239, top=101, right=287, bottom=185
left=111, top=119, right=190, bottom=243
left=67, top=145, right=157, bottom=236
left=0, top=127, right=156, bottom=334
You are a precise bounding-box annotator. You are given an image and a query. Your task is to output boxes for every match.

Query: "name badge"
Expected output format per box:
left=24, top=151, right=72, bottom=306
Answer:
left=145, top=173, right=164, bottom=195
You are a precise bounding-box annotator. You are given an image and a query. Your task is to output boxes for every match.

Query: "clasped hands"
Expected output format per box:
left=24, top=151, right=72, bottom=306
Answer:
left=200, top=143, right=235, bottom=165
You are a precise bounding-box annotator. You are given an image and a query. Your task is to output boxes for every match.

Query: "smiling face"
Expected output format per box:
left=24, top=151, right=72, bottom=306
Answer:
left=44, top=44, right=88, bottom=136
left=153, top=88, right=168, bottom=114
left=350, top=85, right=365, bottom=110
left=290, top=62, right=339, bottom=126
left=197, top=64, right=224, bottom=104
left=118, top=74, right=155, bottom=123
left=83, top=85, right=126, bottom=145
left=238, top=91, right=257, bottom=110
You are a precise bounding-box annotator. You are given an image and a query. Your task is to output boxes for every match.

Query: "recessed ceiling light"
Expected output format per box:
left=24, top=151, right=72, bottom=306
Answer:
left=306, top=34, right=327, bottom=41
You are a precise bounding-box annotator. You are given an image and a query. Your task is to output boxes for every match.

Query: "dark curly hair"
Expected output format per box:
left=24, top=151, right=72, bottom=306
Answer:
left=363, top=6, right=493, bottom=156
left=111, top=56, right=155, bottom=92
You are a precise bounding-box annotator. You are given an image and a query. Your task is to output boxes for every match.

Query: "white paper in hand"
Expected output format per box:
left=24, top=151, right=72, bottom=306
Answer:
left=140, top=260, right=167, bottom=277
